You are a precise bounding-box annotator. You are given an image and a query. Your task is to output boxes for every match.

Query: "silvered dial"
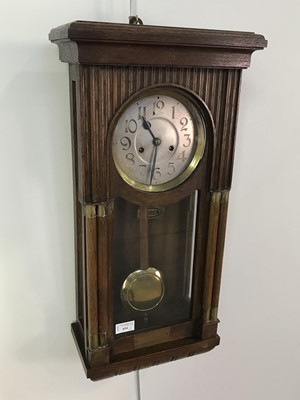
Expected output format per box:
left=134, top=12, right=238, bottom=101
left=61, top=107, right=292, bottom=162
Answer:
left=112, top=91, right=206, bottom=192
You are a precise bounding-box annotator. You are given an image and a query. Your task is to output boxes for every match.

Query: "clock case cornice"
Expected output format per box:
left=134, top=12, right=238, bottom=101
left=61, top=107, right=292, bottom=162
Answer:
left=49, top=21, right=267, bottom=69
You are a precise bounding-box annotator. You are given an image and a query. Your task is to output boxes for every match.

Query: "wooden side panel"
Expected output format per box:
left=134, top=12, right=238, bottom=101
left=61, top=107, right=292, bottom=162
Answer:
left=85, top=212, right=99, bottom=350
left=211, top=191, right=230, bottom=321
left=69, top=66, right=87, bottom=350
left=200, top=190, right=230, bottom=326
left=202, top=192, right=222, bottom=323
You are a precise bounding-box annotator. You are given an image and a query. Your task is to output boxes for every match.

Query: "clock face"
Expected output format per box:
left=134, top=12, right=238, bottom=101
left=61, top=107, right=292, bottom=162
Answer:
left=112, top=88, right=206, bottom=192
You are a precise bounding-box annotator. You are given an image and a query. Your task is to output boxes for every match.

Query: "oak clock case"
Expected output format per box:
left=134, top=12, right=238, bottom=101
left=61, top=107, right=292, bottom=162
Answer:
left=49, top=21, right=267, bottom=381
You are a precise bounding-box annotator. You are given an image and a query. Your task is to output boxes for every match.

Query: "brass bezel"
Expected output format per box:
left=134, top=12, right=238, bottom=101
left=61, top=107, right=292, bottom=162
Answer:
left=111, top=86, right=207, bottom=192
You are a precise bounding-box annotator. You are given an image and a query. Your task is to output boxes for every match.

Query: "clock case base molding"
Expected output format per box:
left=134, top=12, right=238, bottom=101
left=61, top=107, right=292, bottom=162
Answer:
left=71, top=321, right=220, bottom=380
left=49, top=21, right=267, bottom=380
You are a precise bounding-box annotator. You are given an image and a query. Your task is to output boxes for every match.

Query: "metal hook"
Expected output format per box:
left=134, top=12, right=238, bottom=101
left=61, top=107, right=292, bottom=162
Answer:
left=129, top=15, right=143, bottom=25
left=129, top=0, right=143, bottom=25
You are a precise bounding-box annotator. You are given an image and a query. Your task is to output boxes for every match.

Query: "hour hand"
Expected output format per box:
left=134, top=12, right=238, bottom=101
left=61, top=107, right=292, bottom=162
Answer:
left=141, top=116, right=156, bottom=140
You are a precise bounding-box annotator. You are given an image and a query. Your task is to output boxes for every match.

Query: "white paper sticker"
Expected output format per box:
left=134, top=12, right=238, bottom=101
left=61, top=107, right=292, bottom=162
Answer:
left=115, top=320, right=135, bottom=335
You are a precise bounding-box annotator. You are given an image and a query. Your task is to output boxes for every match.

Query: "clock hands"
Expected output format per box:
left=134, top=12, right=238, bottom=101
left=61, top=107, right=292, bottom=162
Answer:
left=150, top=145, right=158, bottom=185
left=141, top=116, right=161, bottom=185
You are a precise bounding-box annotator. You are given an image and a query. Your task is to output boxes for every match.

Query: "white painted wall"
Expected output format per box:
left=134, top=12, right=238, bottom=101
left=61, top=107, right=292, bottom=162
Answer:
left=1, top=1, right=299, bottom=399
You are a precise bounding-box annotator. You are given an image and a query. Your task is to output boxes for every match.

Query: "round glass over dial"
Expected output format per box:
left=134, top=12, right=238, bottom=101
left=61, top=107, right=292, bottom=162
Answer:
left=112, top=89, right=206, bottom=192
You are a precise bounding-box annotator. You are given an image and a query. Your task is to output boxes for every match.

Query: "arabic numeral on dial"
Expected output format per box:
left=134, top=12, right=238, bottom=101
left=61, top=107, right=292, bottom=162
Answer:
left=138, top=106, right=147, bottom=120
left=153, top=100, right=165, bottom=115
left=177, top=151, right=187, bottom=162
left=172, top=106, right=176, bottom=119
left=167, top=162, right=176, bottom=175
left=126, top=153, right=135, bottom=164
left=139, top=164, right=147, bottom=176
left=120, top=136, right=131, bottom=151
left=125, top=119, right=137, bottom=133
left=180, top=117, right=188, bottom=131
left=183, top=134, right=191, bottom=147
left=153, top=167, right=162, bottom=181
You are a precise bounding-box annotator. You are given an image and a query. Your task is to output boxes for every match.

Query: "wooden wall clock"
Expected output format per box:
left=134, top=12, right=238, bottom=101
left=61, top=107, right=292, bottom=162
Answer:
left=49, top=21, right=267, bottom=380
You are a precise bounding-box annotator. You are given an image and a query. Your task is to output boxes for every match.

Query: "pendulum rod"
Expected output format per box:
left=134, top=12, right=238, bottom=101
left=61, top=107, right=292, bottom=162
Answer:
left=139, top=205, right=149, bottom=270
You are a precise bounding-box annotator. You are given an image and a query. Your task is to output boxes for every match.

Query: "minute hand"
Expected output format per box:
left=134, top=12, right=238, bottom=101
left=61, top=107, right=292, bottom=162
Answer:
left=150, top=145, right=158, bottom=186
